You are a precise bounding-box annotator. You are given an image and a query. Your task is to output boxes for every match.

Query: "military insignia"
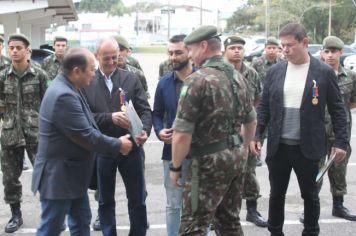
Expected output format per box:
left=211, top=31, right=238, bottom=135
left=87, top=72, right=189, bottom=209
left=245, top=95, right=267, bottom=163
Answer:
left=312, top=80, right=319, bottom=106
left=180, top=85, right=188, bottom=97
left=119, top=88, right=127, bottom=111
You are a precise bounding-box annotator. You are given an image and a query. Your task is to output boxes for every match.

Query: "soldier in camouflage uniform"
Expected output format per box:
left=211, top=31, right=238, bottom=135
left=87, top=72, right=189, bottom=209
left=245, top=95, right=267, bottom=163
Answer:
left=41, top=36, right=67, bottom=81
left=170, top=25, right=256, bottom=236
left=115, top=35, right=149, bottom=98
left=317, top=36, right=356, bottom=221
left=0, top=33, right=48, bottom=233
left=223, top=35, right=267, bottom=228
left=126, top=50, right=144, bottom=72
left=0, top=36, right=11, bottom=71
left=250, top=37, right=282, bottom=82
left=159, top=58, right=173, bottom=79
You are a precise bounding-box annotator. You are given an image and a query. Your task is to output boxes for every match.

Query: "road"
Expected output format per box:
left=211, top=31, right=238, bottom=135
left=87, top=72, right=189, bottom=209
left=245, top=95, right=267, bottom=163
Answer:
left=0, top=53, right=356, bottom=235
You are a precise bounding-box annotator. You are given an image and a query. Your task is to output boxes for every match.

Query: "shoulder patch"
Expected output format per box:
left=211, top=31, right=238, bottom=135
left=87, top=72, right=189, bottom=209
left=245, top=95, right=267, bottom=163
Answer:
left=180, top=85, right=188, bottom=97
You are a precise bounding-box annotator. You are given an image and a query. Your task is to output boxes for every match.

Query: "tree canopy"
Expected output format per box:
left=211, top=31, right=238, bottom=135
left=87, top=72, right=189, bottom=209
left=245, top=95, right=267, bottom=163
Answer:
left=227, top=0, right=356, bottom=43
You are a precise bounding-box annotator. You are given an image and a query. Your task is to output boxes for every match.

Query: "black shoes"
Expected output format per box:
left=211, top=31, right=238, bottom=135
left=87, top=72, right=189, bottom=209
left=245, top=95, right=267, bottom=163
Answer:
left=246, top=200, right=268, bottom=227
left=92, top=215, right=101, bottom=231
left=332, top=196, right=356, bottom=221
left=5, top=203, right=23, bottom=233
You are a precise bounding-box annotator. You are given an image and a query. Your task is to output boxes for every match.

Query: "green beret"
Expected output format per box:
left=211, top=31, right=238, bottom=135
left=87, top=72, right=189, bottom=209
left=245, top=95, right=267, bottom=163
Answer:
left=323, top=36, right=344, bottom=50
left=8, top=33, right=30, bottom=47
left=114, top=35, right=130, bottom=49
left=224, top=35, right=245, bottom=47
left=184, top=25, right=221, bottom=45
left=54, top=36, right=68, bottom=43
left=0, top=35, right=4, bottom=43
left=265, top=36, right=279, bottom=46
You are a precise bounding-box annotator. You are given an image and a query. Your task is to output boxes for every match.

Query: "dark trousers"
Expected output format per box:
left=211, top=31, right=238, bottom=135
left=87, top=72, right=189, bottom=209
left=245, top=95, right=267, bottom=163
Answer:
left=97, top=147, right=147, bottom=236
left=266, top=143, right=320, bottom=236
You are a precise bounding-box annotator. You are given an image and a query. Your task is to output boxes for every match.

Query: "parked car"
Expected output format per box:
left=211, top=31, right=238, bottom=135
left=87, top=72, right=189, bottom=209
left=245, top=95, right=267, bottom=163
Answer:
left=308, top=44, right=323, bottom=57
left=344, top=54, right=356, bottom=72
left=31, top=48, right=54, bottom=64
left=244, top=36, right=266, bottom=61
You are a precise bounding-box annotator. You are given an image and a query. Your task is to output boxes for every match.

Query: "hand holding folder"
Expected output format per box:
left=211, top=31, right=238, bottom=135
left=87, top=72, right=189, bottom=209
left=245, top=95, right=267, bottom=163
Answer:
left=316, top=153, right=336, bottom=184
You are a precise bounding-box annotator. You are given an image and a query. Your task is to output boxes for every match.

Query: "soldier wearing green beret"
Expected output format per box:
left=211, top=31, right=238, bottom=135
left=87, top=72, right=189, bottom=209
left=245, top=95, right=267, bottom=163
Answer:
left=170, top=25, right=256, bottom=235
left=223, top=35, right=267, bottom=228
left=251, top=36, right=283, bottom=82
left=114, top=35, right=149, bottom=98
left=0, top=33, right=49, bottom=233
left=41, top=36, right=68, bottom=81
left=302, top=35, right=356, bottom=222
left=0, top=35, right=11, bottom=71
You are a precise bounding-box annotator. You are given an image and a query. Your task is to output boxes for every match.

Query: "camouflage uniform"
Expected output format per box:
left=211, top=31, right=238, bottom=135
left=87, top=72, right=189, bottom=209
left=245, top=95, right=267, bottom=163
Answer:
left=124, top=63, right=150, bottom=98
left=320, top=66, right=356, bottom=196
left=126, top=55, right=143, bottom=71
left=250, top=55, right=282, bottom=82
left=0, top=55, right=11, bottom=72
left=158, top=59, right=172, bottom=79
left=0, top=64, right=48, bottom=204
left=41, top=53, right=62, bottom=81
left=238, top=63, right=263, bottom=201
left=173, top=56, right=255, bottom=235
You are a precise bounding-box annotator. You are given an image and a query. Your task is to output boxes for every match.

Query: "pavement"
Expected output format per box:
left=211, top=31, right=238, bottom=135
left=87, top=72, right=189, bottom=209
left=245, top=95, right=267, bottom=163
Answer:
left=0, top=53, right=356, bottom=235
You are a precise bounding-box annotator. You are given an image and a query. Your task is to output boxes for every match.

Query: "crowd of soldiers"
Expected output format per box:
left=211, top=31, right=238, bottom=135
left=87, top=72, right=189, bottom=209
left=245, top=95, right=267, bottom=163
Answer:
left=0, top=20, right=355, bottom=236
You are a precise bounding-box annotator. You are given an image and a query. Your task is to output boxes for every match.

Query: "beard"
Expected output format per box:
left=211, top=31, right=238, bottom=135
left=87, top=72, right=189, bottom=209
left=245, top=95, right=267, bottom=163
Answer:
left=172, top=59, right=189, bottom=71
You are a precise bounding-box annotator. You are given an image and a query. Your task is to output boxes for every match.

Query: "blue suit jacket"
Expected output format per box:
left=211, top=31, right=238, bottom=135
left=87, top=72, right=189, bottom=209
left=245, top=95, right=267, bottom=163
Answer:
left=256, top=56, right=348, bottom=160
left=31, top=74, right=121, bottom=199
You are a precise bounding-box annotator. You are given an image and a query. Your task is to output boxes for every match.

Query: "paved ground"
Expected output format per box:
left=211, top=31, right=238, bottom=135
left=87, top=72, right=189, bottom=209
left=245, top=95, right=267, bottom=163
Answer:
left=0, top=53, right=356, bottom=235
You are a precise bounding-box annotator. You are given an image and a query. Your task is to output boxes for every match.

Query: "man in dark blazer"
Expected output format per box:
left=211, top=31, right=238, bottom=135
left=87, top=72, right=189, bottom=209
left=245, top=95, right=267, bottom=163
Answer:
left=82, top=37, right=152, bottom=236
left=250, top=23, right=348, bottom=236
left=31, top=47, right=132, bottom=236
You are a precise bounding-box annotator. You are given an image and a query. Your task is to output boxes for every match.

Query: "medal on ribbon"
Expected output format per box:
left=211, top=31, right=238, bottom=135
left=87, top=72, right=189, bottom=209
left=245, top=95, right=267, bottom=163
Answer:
left=312, top=80, right=319, bottom=105
left=119, top=88, right=126, bottom=112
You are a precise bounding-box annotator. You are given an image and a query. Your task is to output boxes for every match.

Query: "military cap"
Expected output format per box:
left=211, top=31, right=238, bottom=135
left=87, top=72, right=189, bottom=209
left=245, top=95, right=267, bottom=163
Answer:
left=184, top=25, right=221, bottom=45
left=8, top=33, right=30, bottom=47
left=0, top=35, right=4, bottom=43
left=265, top=36, right=279, bottom=46
left=323, top=36, right=344, bottom=50
left=54, top=36, right=68, bottom=43
left=224, top=35, right=246, bottom=47
left=114, top=35, right=130, bottom=49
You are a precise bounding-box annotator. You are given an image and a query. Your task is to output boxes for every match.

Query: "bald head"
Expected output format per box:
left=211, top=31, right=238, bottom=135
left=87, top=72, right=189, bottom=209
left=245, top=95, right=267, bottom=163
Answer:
left=96, top=37, right=119, bottom=76
left=62, top=47, right=96, bottom=88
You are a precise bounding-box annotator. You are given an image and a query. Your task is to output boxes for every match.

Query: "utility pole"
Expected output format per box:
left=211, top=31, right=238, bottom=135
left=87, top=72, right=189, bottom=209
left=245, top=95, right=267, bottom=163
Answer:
left=265, top=0, right=269, bottom=37
left=328, top=0, right=332, bottom=36
left=200, top=0, right=203, bottom=26
left=168, top=1, right=171, bottom=40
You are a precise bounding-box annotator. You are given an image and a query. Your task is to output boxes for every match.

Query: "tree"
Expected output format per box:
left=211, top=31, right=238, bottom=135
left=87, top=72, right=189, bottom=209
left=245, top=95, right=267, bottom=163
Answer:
left=78, top=0, right=124, bottom=13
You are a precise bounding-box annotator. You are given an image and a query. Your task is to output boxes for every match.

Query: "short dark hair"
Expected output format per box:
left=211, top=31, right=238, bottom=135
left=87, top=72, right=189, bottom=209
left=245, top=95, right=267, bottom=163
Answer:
left=279, top=23, right=307, bottom=42
left=207, top=37, right=221, bottom=52
left=62, top=47, right=88, bottom=76
left=169, top=34, right=186, bottom=43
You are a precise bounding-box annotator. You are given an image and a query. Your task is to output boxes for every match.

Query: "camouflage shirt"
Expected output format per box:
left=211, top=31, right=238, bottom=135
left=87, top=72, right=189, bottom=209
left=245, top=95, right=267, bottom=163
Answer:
left=325, top=66, right=356, bottom=140
left=0, top=64, right=48, bottom=147
left=122, top=64, right=149, bottom=98
left=251, top=55, right=282, bottom=82
left=126, top=55, right=143, bottom=71
left=0, top=55, right=11, bottom=72
left=41, top=54, right=62, bottom=81
left=239, top=62, right=262, bottom=103
left=173, top=56, right=255, bottom=147
left=158, top=59, right=172, bottom=79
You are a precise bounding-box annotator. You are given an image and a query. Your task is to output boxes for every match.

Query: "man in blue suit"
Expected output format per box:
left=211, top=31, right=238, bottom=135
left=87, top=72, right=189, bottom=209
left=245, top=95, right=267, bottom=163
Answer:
left=31, top=47, right=132, bottom=236
left=250, top=23, right=348, bottom=236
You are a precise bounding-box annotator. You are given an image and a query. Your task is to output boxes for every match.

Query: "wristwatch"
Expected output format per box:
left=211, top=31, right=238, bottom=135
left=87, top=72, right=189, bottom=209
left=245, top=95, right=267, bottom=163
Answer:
left=169, top=162, right=182, bottom=172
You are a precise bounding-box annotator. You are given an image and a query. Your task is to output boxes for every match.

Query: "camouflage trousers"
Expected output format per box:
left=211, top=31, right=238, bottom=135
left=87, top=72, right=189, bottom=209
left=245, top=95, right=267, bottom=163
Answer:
left=179, top=148, right=247, bottom=236
left=318, top=140, right=352, bottom=196
left=242, top=153, right=262, bottom=200
left=1, top=145, right=37, bottom=204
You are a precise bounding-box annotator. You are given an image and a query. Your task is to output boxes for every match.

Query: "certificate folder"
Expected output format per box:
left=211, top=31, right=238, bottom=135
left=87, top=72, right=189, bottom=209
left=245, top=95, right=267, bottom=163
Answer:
left=316, top=153, right=336, bottom=184
left=125, top=100, right=143, bottom=145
